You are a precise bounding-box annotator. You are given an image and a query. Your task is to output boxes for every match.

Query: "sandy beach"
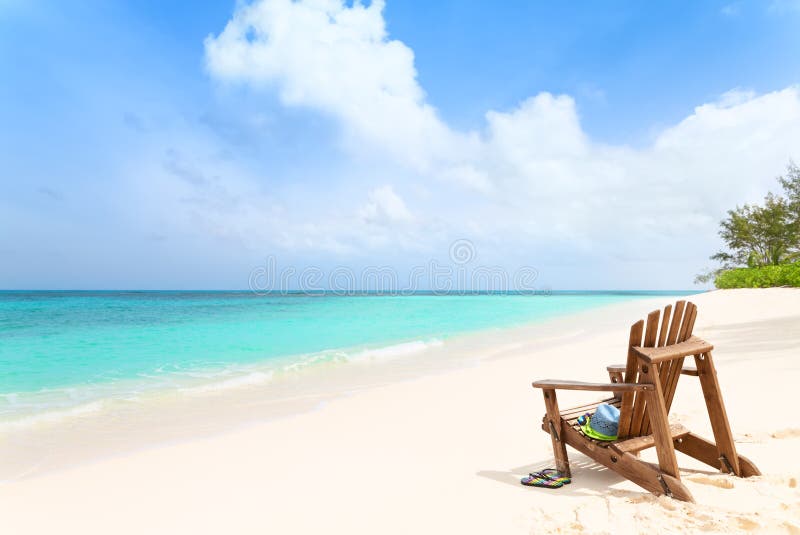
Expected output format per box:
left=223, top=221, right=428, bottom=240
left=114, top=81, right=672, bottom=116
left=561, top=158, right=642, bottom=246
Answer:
left=1, top=289, right=799, bottom=534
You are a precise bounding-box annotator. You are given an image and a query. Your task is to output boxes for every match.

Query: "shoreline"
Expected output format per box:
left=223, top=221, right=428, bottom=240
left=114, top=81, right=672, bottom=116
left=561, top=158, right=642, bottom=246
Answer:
left=2, top=289, right=799, bottom=533
left=1, top=293, right=694, bottom=481
left=1, top=291, right=691, bottom=423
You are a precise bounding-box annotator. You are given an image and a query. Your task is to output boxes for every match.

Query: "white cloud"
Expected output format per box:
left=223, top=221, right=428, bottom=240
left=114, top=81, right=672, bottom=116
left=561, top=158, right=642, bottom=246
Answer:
left=359, top=185, right=414, bottom=225
left=197, top=0, right=800, bottom=286
left=205, top=0, right=470, bottom=175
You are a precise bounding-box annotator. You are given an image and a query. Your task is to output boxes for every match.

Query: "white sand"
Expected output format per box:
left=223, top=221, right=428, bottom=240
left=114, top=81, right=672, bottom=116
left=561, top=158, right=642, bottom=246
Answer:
left=1, top=289, right=799, bottom=534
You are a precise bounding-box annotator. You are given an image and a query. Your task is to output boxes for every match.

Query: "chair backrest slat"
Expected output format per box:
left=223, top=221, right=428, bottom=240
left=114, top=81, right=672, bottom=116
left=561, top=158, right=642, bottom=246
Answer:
left=662, top=303, right=697, bottom=413
left=617, top=301, right=698, bottom=439
left=680, top=303, right=697, bottom=343
left=617, top=319, right=644, bottom=438
left=665, top=300, right=686, bottom=346
left=628, top=310, right=661, bottom=436
left=657, top=304, right=672, bottom=347
left=677, top=304, right=692, bottom=343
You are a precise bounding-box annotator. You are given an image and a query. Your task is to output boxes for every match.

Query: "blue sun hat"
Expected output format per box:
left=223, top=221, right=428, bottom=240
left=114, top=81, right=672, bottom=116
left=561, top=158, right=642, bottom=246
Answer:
left=580, top=403, right=620, bottom=441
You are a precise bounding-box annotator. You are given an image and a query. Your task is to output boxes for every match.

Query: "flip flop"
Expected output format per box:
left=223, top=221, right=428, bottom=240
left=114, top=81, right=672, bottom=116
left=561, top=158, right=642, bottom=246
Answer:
left=520, top=469, right=570, bottom=488
left=520, top=473, right=563, bottom=488
left=533, top=468, right=571, bottom=485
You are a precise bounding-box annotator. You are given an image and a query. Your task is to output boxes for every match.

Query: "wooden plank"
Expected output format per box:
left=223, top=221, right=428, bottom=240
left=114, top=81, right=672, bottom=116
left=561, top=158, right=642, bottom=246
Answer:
left=647, top=363, right=669, bottom=435
left=656, top=305, right=672, bottom=398
left=643, top=309, right=660, bottom=348
left=675, top=433, right=761, bottom=478
left=677, top=303, right=695, bottom=343
left=694, top=351, right=741, bottom=476
left=680, top=366, right=699, bottom=376
left=560, top=398, right=616, bottom=415
left=608, top=369, right=624, bottom=399
left=532, top=380, right=653, bottom=392
left=658, top=360, right=672, bottom=397
left=658, top=304, right=672, bottom=347
left=640, top=363, right=681, bottom=479
left=559, top=422, right=693, bottom=501
left=659, top=304, right=697, bottom=417
left=560, top=398, right=617, bottom=418
left=617, top=320, right=644, bottom=439
left=652, top=303, right=675, bottom=433
left=683, top=303, right=698, bottom=340
left=665, top=300, right=686, bottom=346
left=542, top=389, right=570, bottom=477
left=563, top=407, right=622, bottom=428
left=561, top=398, right=620, bottom=421
left=633, top=336, right=714, bottom=364
left=674, top=432, right=720, bottom=469
left=662, top=356, right=685, bottom=413
left=629, top=310, right=661, bottom=437
left=615, top=423, right=690, bottom=453
left=648, top=358, right=674, bottom=435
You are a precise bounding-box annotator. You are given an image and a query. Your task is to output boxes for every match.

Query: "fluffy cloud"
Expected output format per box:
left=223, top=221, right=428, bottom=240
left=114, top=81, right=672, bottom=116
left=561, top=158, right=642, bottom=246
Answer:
left=359, top=186, right=414, bottom=225
left=205, top=0, right=471, bottom=175
left=201, top=0, right=800, bottom=286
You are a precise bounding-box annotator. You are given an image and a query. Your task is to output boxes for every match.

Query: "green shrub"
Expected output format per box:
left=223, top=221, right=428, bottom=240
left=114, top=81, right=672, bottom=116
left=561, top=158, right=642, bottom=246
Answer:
left=715, top=263, right=800, bottom=288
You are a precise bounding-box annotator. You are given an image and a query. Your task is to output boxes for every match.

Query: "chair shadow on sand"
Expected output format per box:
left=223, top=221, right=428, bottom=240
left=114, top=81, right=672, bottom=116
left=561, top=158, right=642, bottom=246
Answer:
left=477, top=451, right=719, bottom=499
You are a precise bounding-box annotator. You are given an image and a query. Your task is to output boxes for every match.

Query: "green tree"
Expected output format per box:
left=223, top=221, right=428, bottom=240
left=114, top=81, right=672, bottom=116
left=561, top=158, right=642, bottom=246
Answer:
left=778, top=161, right=800, bottom=228
left=712, top=192, right=798, bottom=269
left=697, top=162, right=800, bottom=285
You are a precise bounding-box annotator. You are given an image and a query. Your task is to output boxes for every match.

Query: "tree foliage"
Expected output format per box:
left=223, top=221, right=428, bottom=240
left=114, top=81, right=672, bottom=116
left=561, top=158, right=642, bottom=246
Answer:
left=714, top=263, right=800, bottom=289
left=711, top=162, right=800, bottom=270
left=778, top=161, right=800, bottom=223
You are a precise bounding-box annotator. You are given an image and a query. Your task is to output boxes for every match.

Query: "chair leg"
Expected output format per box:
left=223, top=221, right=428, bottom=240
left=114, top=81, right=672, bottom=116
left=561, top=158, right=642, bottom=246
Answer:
left=695, top=352, right=742, bottom=476
left=559, top=422, right=693, bottom=501
left=640, top=364, right=681, bottom=479
left=542, top=389, right=571, bottom=477
left=675, top=433, right=761, bottom=477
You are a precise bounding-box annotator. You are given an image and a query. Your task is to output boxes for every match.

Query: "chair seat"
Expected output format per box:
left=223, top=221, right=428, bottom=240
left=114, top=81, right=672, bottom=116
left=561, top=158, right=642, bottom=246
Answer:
left=559, top=397, right=623, bottom=448
left=544, top=397, right=689, bottom=451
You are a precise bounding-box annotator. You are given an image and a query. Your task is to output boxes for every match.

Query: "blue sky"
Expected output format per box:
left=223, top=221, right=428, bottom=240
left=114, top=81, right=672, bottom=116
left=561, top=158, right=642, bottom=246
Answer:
left=1, top=0, right=799, bottom=290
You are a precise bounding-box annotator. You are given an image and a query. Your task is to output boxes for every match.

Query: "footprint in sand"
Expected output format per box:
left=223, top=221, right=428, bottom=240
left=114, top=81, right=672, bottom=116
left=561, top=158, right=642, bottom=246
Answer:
left=781, top=521, right=800, bottom=535
left=686, top=474, right=735, bottom=489
left=764, top=474, right=800, bottom=489
left=736, top=517, right=761, bottom=531
left=771, top=428, right=800, bottom=439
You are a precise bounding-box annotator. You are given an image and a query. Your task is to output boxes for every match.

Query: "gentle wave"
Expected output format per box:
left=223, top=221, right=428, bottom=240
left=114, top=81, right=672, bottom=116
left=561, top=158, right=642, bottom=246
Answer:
left=179, top=370, right=275, bottom=394
left=0, top=337, right=445, bottom=430
left=0, top=400, right=106, bottom=431
left=347, top=339, right=444, bottom=362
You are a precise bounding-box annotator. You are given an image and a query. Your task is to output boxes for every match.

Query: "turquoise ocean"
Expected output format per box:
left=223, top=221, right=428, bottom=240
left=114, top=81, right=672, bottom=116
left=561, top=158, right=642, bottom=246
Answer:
left=0, top=291, right=696, bottom=425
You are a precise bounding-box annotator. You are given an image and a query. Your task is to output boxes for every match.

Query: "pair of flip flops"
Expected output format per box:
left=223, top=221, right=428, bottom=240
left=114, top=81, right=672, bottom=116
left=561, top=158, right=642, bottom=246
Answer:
left=520, top=469, right=571, bottom=488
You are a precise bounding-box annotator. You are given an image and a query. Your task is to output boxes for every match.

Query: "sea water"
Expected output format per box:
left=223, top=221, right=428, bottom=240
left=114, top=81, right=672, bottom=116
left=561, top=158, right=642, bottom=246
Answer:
left=0, top=291, right=695, bottom=425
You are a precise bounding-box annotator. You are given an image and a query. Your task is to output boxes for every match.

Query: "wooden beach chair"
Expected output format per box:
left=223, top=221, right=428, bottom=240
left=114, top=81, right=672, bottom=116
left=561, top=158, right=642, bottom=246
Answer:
left=532, top=301, right=760, bottom=502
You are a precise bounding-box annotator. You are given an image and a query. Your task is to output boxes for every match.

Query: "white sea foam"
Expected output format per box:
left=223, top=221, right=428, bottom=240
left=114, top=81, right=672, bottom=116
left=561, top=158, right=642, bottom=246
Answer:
left=346, top=338, right=444, bottom=362
left=1, top=338, right=447, bottom=427
left=180, top=370, right=275, bottom=394
left=277, top=338, right=445, bottom=373
left=0, top=400, right=106, bottom=432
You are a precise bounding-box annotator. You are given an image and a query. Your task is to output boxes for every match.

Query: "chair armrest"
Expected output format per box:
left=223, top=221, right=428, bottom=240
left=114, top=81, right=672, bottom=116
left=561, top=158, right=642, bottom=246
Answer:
left=531, top=380, right=653, bottom=392
left=633, top=336, right=713, bottom=364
